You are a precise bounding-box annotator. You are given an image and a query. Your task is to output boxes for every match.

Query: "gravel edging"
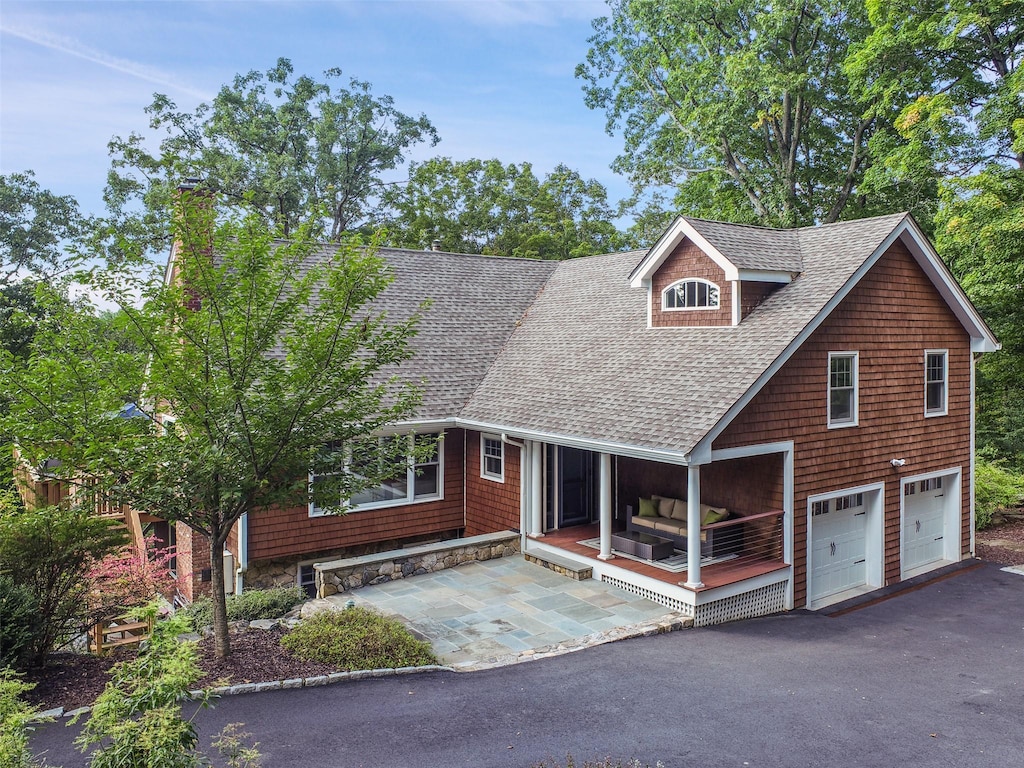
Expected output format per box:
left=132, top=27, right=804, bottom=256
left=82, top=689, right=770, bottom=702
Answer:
left=34, top=663, right=455, bottom=721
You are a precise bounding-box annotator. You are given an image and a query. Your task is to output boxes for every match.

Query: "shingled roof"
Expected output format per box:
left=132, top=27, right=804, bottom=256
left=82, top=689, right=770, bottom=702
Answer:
left=461, top=212, right=935, bottom=457
left=364, top=247, right=558, bottom=420
left=293, top=212, right=993, bottom=459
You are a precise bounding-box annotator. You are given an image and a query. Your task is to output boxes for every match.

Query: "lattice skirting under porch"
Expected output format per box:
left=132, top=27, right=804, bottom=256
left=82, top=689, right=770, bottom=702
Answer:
left=600, top=575, right=788, bottom=627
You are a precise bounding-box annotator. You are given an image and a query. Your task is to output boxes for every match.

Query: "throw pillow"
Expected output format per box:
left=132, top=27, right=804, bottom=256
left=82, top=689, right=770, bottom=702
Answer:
left=638, top=497, right=659, bottom=518
left=653, top=495, right=676, bottom=518
left=670, top=499, right=688, bottom=521
left=700, top=504, right=729, bottom=525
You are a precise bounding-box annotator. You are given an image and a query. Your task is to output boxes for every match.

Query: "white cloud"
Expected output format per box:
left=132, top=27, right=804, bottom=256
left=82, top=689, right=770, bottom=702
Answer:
left=0, top=18, right=213, bottom=102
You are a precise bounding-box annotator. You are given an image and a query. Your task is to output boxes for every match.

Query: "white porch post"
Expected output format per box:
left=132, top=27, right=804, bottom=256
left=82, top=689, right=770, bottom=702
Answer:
left=530, top=441, right=544, bottom=537
left=684, top=463, right=704, bottom=588
left=598, top=452, right=613, bottom=560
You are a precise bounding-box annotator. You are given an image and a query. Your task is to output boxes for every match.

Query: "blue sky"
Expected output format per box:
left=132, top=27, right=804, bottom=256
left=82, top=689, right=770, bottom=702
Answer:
left=0, top=0, right=631, bottom=220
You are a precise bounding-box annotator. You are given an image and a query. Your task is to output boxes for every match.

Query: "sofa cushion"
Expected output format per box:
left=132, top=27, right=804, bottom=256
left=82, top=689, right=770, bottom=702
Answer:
left=670, top=499, right=688, bottom=521
left=654, top=520, right=686, bottom=536
left=638, top=497, right=659, bottom=518
left=651, top=494, right=677, bottom=519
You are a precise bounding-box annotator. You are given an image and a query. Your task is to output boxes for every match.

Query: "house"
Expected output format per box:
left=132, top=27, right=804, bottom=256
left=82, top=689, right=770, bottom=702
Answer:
left=168, top=211, right=997, bottom=625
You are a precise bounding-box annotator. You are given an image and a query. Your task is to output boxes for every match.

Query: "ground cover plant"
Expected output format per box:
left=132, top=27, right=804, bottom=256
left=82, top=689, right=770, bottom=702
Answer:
left=281, top=606, right=437, bottom=669
left=181, top=586, right=305, bottom=629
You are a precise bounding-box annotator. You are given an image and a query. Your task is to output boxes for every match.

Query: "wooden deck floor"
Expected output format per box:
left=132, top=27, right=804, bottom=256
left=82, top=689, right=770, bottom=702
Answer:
left=534, top=524, right=788, bottom=592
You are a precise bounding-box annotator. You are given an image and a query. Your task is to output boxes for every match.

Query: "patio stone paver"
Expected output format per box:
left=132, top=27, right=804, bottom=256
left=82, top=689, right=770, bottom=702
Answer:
left=311, top=553, right=688, bottom=669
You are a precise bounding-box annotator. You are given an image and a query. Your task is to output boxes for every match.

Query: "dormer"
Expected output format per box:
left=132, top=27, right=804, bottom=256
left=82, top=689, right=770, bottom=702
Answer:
left=630, top=217, right=802, bottom=327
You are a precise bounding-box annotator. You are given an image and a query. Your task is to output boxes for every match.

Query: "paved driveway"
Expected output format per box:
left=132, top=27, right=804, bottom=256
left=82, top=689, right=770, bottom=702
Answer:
left=31, top=562, right=1024, bottom=768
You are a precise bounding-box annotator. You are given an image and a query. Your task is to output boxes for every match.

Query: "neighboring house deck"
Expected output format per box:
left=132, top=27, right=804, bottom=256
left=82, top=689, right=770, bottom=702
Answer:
left=163, top=212, right=996, bottom=625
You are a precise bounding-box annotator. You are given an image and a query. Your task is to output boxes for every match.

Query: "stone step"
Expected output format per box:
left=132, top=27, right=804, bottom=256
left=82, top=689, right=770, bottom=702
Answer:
left=524, top=551, right=592, bottom=581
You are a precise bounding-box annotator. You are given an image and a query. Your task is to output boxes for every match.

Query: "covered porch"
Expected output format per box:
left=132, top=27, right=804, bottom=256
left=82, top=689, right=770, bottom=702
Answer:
left=517, top=439, right=794, bottom=625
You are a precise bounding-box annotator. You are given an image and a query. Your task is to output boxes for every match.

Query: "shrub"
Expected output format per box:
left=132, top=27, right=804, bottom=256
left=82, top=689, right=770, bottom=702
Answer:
left=76, top=608, right=208, bottom=768
left=86, top=536, right=176, bottom=624
left=0, top=503, right=125, bottom=665
left=0, top=668, right=47, bottom=768
left=182, top=585, right=305, bottom=628
left=281, top=606, right=437, bottom=669
left=0, top=576, right=38, bottom=670
left=975, top=458, right=1024, bottom=530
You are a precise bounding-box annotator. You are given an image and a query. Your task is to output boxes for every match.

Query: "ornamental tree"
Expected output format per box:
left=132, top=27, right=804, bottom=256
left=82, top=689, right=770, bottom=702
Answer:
left=1, top=192, right=425, bottom=657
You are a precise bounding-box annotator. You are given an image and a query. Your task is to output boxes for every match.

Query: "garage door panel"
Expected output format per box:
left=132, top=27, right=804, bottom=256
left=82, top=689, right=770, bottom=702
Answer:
left=903, top=478, right=948, bottom=572
left=810, top=495, right=868, bottom=603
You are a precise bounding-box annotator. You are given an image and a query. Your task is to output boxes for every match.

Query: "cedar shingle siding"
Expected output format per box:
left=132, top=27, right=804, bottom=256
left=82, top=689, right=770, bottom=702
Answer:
left=651, top=242, right=732, bottom=327
left=464, top=431, right=521, bottom=536
left=713, top=243, right=972, bottom=607
left=247, top=429, right=466, bottom=562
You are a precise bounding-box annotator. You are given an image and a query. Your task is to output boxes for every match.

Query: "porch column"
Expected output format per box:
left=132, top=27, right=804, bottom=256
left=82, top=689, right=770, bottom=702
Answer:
left=684, top=463, right=704, bottom=589
left=598, top=452, right=613, bottom=560
left=530, top=441, right=544, bottom=537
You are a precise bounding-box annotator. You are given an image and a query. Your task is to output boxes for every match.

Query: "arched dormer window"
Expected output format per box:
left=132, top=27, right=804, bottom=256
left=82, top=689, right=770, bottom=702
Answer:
left=663, top=278, right=720, bottom=310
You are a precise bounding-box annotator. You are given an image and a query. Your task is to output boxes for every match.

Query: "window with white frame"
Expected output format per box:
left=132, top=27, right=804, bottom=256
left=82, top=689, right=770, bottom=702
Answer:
left=828, top=352, right=858, bottom=428
left=309, top=432, right=442, bottom=516
left=925, top=350, right=948, bottom=416
left=663, top=278, right=720, bottom=310
left=481, top=435, right=504, bottom=482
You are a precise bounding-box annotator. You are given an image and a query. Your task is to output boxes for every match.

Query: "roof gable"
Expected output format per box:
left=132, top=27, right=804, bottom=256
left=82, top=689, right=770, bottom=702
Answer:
left=630, top=216, right=802, bottom=287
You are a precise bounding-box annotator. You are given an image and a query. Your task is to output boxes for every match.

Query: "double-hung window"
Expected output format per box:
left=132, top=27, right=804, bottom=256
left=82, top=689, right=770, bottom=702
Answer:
left=828, top=352, right=858, bottom=428
left=309, top=432, right=443, bottom=516
left=924, top=350, right=948, bottom=417
left=481, top=435, right=504, bottom=482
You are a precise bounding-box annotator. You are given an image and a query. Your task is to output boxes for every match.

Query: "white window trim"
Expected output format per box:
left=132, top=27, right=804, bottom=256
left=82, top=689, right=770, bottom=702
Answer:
left=662, top=278, right=721, bottom=311
left=924, top=349, right=949, bottom=417
left=827, top=351, right=859, bottom=429
left=480, top=434, right=505, bottom=483
left=308, top=432, right=444, bottom=517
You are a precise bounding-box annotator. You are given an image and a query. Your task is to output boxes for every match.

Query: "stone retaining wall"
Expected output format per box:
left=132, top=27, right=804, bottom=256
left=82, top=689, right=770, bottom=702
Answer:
left=316, top=531, right=520, bottom=597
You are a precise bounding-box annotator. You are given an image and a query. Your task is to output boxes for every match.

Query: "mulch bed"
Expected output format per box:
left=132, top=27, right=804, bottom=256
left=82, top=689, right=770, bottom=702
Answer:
left=22, top=517, right=1024, bottom=712
left=23, top=625, right=339, bottom=713
left=975, top=515, right=1024, bottom=566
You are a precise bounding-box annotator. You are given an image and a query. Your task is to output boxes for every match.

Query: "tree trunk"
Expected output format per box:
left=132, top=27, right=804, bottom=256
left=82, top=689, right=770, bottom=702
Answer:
left=208, top=535, right=231, bottom=658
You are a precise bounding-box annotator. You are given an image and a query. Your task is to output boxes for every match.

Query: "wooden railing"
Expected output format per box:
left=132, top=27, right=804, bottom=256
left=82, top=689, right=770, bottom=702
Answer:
left=89, top=613, right=154, bottom=655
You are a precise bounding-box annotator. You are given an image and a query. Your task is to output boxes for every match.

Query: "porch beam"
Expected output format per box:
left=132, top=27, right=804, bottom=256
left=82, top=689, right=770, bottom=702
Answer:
left=684, top=464, right=704, bottom=588
left=598, top=452, right=613, bottom=560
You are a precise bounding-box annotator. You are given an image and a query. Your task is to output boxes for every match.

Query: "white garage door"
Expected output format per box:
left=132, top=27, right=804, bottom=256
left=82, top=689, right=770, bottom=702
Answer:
left=809, top=492, right=868, bottom=603
left=903, top=477, right=948, bottom=573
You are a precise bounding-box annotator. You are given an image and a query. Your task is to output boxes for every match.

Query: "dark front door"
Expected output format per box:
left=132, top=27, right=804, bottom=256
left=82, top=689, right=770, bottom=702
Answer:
left=558, top=446, right=597, bottom=527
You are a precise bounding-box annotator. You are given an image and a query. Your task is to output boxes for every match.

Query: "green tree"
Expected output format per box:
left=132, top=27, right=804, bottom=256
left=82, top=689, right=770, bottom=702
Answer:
left=0, top=171, right=89, bottom=288
left=577, top=0, right=908, bottom=226
left=854, top=1, right=1023, bottom=462
left=1, top=193, right=425, bottom=658
left=105, top=57, right=438, bottom=260
left=381, top=157, right=628, bottom=258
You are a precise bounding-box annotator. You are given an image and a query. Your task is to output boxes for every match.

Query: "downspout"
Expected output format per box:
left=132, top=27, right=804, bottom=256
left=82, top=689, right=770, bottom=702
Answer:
left=969, top=353, right=977, bottom=558
left=501, top=434, right=528, bottom=550
left=234, top=512, right=248, bottom=595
